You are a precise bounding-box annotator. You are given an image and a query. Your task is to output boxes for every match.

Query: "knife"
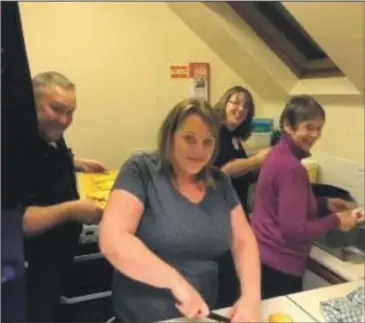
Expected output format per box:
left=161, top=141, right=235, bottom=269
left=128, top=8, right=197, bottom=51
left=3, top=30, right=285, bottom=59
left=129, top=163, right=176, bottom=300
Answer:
left=207, top=312, right=230, bottom=322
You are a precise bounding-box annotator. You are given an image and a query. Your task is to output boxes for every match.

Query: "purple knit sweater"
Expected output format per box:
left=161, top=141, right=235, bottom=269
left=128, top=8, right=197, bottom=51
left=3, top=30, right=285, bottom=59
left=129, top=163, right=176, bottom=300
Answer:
left=251, top=134, right=340, bottom=276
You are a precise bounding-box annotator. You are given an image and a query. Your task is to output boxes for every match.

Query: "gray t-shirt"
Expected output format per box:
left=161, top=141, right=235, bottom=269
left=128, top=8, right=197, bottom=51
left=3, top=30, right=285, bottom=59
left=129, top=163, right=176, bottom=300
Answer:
left=111, top=153, right=239, bottom=323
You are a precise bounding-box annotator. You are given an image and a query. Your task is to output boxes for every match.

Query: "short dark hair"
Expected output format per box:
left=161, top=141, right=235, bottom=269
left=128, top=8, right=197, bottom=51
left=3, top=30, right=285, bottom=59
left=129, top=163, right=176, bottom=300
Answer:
left=279, top=95, right=325, bottom=130
left=213, top=86, right=255, bottom=141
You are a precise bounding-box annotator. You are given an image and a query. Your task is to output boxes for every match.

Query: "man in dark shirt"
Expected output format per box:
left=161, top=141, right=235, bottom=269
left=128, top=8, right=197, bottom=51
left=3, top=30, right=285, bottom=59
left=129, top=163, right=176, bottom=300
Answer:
left=24, top=71, right=106, bottom=322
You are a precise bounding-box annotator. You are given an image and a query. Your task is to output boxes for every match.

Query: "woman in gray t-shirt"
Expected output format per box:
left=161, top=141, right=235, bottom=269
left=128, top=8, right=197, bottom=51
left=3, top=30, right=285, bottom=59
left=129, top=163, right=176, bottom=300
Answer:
left=99, top=99, right=261, bottom=323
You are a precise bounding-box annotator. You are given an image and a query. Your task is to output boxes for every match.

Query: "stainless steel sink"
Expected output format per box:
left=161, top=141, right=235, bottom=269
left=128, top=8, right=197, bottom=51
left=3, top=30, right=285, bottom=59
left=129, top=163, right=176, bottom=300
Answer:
left=340, top=246, right=365, bottom=264
left=308, top=220, right=364, bottom=263
left=247, top=180, right=365, bottom=264
left=314, top=238, right=365, bottom=264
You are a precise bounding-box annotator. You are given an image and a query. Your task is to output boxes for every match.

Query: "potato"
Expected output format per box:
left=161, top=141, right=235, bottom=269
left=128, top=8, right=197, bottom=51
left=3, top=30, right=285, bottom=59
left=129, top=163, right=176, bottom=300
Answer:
left=351, top=207, right=365, bottom=222
left=268, top=312, right=294, bottom=322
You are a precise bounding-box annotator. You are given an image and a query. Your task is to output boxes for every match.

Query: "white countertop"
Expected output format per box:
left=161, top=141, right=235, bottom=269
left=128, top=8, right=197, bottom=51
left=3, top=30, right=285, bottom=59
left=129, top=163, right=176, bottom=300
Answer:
left=160, top=281, right=365, bottom=323
left=159, top=296, right=316, bottom=322
left=288, top=280, right=364, bottom=322
left=310, top=246, right=364, bottom=281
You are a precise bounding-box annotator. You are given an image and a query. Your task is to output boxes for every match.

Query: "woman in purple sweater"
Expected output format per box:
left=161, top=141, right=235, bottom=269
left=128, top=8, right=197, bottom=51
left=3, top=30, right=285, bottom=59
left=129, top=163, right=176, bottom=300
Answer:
left=251, top=95, right=362, bottom=299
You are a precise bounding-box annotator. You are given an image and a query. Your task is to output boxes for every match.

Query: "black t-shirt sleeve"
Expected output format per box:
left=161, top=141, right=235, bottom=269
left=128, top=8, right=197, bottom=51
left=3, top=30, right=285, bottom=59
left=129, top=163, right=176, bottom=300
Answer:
left=215, top=128, right=249, bottom=168
left=214, top=146, right=231, bottom=168
left=214, top=128, right=233, bottom=168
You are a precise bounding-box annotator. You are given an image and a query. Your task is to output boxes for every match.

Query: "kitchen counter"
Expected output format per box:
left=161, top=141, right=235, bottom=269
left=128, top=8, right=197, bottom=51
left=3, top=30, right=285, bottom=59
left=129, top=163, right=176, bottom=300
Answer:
left=310, top=246, right=364, bottom=282
left=159, top=296, right=316, bottom=322
left=159, top=281, right=365, bottom=322
left=288, top=279, right=364, bottom=322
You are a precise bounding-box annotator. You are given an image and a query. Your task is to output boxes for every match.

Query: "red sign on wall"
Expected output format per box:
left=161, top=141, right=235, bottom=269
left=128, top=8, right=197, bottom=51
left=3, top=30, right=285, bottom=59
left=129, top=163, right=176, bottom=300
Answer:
left=170, top=65, right=189, bottom=79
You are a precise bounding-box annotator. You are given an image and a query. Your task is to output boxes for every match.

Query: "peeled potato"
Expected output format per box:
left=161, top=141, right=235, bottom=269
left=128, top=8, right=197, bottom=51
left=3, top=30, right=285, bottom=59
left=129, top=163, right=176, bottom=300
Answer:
left=268, top=312, right=294, bottom=323
left=351, top=208, right=365, bottom=222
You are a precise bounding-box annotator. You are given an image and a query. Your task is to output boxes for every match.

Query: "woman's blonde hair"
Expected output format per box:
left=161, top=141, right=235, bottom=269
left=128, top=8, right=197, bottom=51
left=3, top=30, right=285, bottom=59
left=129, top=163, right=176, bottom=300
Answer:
left=157, top=98, right=222, bottom=186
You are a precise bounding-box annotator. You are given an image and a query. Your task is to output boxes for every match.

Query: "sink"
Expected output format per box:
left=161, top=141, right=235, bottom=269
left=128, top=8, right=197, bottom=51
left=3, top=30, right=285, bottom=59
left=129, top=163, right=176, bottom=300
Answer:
left=247, top=180, right=365, bottom=264
left=340, top=246, right=365, bottom=264
left=315, top=238, right=365, bottom=264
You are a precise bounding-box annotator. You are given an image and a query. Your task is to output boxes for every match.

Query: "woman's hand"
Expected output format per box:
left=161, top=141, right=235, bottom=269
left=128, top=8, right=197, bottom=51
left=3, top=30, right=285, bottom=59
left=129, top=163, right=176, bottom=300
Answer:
left=328, top=198, right=356, bottom=212
left=227, top=297, right=261, bottom=323
left=170, top=275, right=209, bottom=320
left=351, top=207, right=365, bottom=223
left=335, top=210, right=358, bottom=232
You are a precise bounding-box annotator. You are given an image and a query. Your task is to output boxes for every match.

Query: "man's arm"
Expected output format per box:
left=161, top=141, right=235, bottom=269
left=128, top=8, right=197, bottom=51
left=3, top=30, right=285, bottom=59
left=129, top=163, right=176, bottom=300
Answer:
left=23, top=202, right=75, bottom=237
left=73, top=157, right=107, bottom=173
left=23, top=199, right=102, bottom=237
left=74, top=158, right=86, bottom=172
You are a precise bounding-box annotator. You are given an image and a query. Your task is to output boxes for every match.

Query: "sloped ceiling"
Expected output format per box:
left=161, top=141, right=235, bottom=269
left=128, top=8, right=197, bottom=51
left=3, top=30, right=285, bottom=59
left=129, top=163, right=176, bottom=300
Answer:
left=166, top=2, right=364, bottom=103
left=283, top=2, right=364, bottom=94
left=166, top=2, right=296, bottom=103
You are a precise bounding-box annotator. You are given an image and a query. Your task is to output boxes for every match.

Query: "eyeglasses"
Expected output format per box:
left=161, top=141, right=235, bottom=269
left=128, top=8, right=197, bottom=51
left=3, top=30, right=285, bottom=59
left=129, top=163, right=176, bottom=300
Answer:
left=228, top=100, right=249, bottom=110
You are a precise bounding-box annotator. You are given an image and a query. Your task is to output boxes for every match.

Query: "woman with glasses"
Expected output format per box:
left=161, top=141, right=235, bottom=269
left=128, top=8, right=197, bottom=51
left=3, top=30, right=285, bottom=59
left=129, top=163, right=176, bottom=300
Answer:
left=213, top=86, right=270, bottom=308
left=214, top=86, right=270, bottom=213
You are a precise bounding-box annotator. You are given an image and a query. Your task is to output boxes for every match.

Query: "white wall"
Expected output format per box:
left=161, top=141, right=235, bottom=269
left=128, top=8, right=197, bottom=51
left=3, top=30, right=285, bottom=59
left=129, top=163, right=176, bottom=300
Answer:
left=20, top=2, right=265, bottom=168
left=264, top=101, right=364, bottom=164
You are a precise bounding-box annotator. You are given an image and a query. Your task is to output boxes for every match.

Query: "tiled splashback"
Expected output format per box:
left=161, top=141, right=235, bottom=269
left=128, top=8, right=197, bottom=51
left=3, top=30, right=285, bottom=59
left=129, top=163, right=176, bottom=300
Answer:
left=315, top=156, right=364, bottom=206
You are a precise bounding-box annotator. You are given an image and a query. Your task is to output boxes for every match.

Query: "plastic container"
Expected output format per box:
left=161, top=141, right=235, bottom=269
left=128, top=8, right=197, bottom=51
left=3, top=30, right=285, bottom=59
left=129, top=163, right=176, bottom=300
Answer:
left=270, top=129, right=282, bottom=146
left=252, top=118, right=274, bottom=133
left=245, top=132, right=272, bottom=150
left=302, top=159, right=319, bottom=183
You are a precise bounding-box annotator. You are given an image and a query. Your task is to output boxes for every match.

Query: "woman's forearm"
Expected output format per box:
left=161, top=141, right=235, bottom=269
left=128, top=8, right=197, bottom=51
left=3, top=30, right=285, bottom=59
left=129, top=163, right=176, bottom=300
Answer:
left=231, top=232, right=261, bottom=303
left=221, top=156, right=260, bottom=177
left=100, top=233, right=180, bottom=290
